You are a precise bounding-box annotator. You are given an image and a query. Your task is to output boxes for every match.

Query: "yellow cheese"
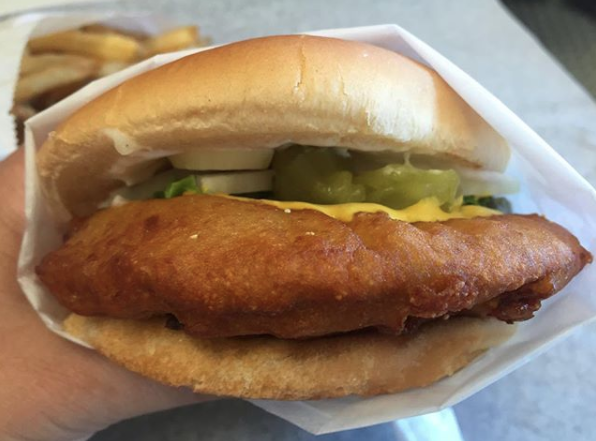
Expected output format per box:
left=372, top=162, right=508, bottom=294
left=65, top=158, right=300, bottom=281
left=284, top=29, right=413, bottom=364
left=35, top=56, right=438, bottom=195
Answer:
left=222, top=195, right=500, bottom=222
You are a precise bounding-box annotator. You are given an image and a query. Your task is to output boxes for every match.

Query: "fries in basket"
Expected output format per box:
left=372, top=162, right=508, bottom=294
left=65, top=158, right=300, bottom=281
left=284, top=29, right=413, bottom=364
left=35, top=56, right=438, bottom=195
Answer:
left=12, top=24, right=211, bottom=143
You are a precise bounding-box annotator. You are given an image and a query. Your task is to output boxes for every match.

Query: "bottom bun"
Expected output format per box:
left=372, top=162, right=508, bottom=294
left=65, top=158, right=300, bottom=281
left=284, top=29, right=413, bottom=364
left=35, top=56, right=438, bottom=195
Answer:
left=64, top=314, right=516, bottom=400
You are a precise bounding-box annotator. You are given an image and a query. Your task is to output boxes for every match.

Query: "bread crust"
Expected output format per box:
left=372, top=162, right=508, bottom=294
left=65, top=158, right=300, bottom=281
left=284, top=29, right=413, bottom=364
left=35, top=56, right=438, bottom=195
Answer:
left=37, top=35, right=509, bottom=217
left=64, top=314, right=515, bottom=399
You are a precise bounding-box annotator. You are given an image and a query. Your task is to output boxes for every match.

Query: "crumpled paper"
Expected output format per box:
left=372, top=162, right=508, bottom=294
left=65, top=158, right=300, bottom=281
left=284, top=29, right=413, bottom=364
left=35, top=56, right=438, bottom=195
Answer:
left=16, top=23, right=596, bottom=435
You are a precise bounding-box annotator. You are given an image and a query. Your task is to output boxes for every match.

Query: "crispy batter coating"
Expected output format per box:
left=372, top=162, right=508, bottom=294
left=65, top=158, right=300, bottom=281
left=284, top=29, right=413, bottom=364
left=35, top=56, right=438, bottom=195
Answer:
left=36, top=195, right=591, bottom=339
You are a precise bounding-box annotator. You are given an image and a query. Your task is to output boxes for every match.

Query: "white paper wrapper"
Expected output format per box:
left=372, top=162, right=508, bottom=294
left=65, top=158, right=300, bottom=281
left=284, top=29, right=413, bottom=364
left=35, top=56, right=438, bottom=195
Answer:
left=17, top=24, right=596, bottom=435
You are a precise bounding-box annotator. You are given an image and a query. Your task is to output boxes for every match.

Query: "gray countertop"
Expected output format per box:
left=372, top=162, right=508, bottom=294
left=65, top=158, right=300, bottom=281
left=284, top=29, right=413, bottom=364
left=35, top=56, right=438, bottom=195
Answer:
left=81, top=0, right=596, bottom=439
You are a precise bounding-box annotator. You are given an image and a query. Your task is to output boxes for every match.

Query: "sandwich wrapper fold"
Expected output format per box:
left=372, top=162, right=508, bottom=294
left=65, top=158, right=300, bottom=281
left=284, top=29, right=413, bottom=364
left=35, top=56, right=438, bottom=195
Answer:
left=16, top=24, right=596, bottom=434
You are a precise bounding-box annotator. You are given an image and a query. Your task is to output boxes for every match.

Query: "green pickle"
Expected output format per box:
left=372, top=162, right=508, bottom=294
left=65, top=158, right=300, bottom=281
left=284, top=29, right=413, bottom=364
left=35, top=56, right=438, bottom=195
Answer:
left=355, top=164, right=460, bottom=209
left=273, top=146, right=366, bottom=204
left=272, top=146, right=460, bottom=209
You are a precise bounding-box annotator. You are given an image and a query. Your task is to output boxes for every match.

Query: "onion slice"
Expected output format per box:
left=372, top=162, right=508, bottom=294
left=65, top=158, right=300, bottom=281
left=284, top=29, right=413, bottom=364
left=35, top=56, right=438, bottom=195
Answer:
left=457, top=168, right=519, bottom=196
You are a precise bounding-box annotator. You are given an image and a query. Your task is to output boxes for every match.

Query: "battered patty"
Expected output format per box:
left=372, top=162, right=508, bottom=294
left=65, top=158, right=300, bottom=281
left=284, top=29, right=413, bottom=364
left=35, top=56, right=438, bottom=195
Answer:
left=36, top=195, right=591, bottom=339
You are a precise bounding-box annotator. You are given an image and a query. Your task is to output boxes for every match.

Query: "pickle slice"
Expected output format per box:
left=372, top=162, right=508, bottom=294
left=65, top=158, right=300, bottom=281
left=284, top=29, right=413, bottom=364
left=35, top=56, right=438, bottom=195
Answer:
left=273, top=146, right=460, bottom=208
left=355, top=164, right=460, bottom=209
left=273, top=146, right=366, bottom=204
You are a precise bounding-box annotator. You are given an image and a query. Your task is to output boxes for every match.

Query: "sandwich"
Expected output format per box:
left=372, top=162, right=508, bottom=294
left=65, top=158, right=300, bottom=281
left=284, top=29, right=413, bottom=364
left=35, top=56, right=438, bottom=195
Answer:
left=34, top=35, right=591, bottom=399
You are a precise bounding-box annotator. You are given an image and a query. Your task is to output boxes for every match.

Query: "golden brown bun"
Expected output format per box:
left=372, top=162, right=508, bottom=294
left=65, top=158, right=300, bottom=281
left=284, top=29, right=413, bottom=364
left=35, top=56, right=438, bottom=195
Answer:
left=64, top=314, right=515, bottom=399
left=37, top=35, right=509, bottom=217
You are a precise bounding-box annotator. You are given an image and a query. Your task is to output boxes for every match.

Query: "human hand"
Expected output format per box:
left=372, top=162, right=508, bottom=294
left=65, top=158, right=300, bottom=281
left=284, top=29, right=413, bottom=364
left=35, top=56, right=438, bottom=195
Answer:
left=0, top=150, right=202, bottom=441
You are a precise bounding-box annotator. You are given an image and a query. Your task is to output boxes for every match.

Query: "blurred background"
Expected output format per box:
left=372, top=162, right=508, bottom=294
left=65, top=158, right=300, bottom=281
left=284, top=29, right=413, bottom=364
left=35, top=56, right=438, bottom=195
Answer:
left=4, top=0, right=595, bottom=440
left=503, top=0, right=596, bottom=97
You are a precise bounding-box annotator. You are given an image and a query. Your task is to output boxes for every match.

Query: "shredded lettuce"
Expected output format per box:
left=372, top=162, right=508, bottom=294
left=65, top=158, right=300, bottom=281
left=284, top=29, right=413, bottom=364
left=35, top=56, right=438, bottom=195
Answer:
left=155, top=175, right=200, bottom=199
left=463, top=195, right=511, bottom=213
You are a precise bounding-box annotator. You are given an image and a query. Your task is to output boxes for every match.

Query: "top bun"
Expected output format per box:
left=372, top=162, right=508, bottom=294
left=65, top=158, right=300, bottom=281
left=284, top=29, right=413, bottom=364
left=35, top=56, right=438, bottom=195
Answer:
left=37, top=35, right=510, bottom=217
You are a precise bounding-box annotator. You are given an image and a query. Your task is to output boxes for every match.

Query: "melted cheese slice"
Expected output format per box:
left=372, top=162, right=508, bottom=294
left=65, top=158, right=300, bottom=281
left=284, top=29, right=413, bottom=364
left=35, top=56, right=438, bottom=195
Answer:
left=223, top=195, right=500, bottom=222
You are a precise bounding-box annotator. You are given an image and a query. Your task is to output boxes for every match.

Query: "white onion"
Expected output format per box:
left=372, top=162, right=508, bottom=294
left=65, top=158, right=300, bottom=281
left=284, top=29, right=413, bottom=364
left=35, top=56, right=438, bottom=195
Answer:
left=169, top=148, right=274, bottom=171
left=197, top=170, right=273, bottom=194
left=457, top=168, right=519, bottom=196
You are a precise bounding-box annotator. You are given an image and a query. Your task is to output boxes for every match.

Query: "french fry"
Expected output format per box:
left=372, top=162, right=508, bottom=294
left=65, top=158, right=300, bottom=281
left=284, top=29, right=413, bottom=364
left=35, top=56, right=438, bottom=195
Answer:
left=15, top=59, right=98, bottom=102
left=82, top=24, right=149, bottom=41
left=98, top=61, right=131, bottom=77
left=33, top=79, right=91, bottom=109
left=20, top=53, right=95, bottom=76
left=11, top=103, right=37, bottom=121
left=11, top=103, right=37, bottom=144
left=28, top=30, right=141, bottom=62
left=81, top=24, right=115, bottom=34
left=144, top=26, right=199, bottom=55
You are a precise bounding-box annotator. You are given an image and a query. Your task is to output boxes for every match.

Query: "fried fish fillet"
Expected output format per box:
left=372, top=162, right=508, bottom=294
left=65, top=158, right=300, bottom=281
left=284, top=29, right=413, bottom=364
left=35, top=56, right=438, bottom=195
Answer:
left=36, top=195, right=591, bottom=339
